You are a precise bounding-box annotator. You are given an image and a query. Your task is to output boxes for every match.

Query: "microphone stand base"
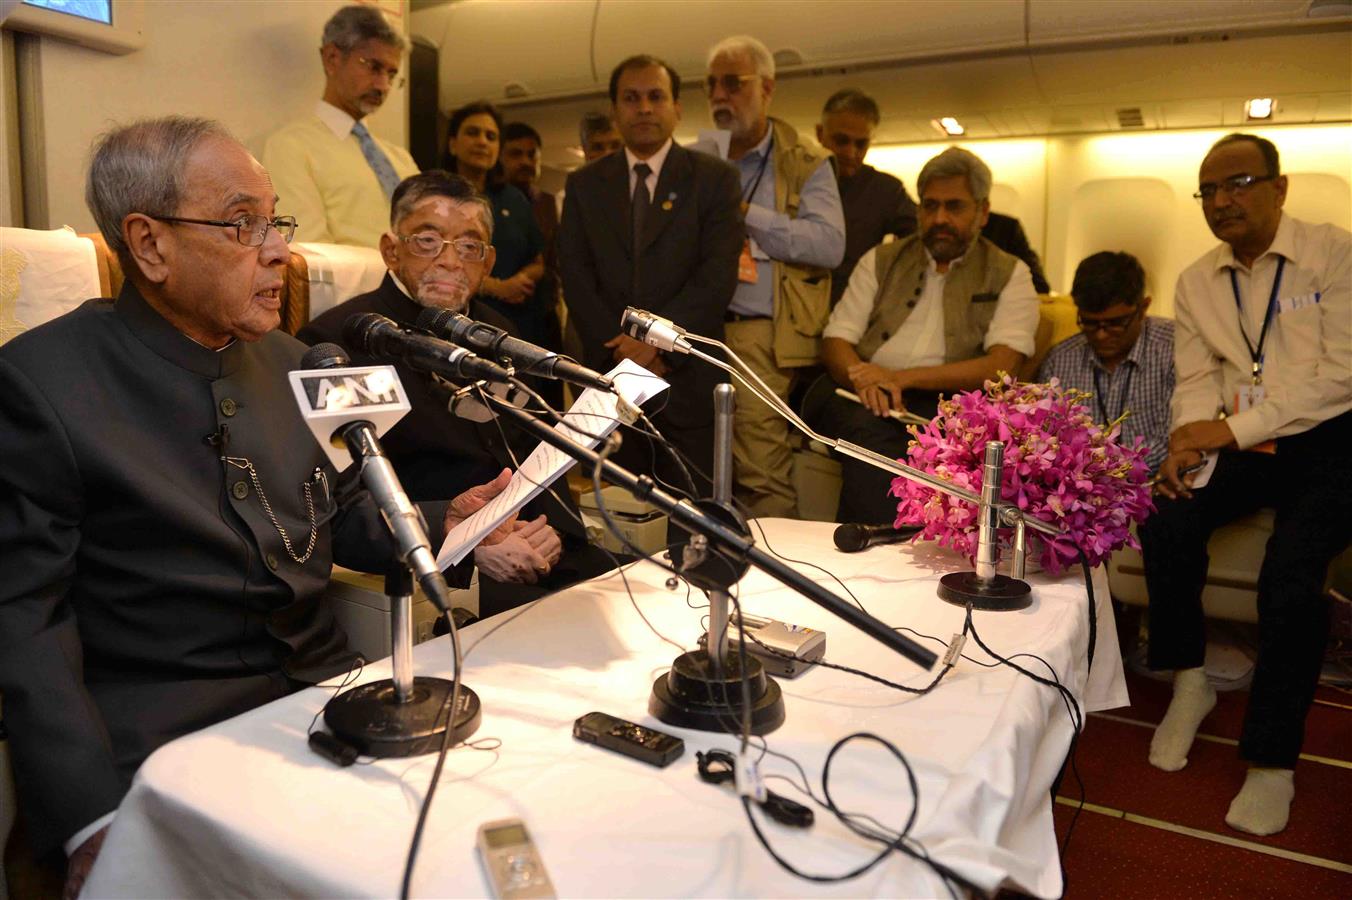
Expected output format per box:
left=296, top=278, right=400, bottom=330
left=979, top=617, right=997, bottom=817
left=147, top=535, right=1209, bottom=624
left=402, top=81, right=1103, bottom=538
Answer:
left=938, top=571, right=1032, bottom=611
left=649, top=650, right=785, bottom=735
left=325, top=676, right=482, bottom=758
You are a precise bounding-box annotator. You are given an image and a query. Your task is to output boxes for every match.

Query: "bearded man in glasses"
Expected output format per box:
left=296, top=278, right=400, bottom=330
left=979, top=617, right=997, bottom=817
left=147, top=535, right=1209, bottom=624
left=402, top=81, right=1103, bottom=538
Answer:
left=1037, top=251, right=1173, bottom=471
left=1138, top=133, right=1351, bottom=837
left=301, top=171, right=617, bottom=618
left=0, top=119, right=516, bottom=892
left=263, top=4, right=418, bottom=247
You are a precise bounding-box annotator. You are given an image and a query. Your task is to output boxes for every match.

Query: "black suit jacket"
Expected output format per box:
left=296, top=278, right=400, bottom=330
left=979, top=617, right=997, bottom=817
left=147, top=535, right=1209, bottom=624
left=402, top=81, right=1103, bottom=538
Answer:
left=297, top=276, right=585, bottom=541
left=983, top=212, right=1051, bottom=294
left=0, top=286, right=437, bottom=853
left=559, top=143, right=743, bottom=435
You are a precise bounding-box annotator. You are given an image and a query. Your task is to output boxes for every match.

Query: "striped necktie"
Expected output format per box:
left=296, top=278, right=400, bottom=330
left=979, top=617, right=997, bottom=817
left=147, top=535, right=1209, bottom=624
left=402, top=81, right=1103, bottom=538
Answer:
left=351, top=121, right=400, bottom=199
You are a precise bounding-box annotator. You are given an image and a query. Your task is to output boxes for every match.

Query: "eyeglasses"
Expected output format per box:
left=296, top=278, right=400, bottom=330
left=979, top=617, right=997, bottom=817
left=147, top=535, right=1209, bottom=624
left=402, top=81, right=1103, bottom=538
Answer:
left=399, top=232, right=489, bottom=262
left=355, top=54, right=405, bottom=89
left=704, top=73, right=759, bottom=96
left=1077, top=308, right=1141, bottom=334
left=1193, top=173, right=1275, bottom=202
left=149, top=214, right=296, bottom=246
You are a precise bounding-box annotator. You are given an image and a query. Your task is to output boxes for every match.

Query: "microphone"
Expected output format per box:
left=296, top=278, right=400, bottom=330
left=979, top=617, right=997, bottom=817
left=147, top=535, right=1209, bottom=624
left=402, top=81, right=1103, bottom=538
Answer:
left=621, top=307, right=692, bottom=354
left=417, top=308, right=614, bottom=392
left=343, top=312, right=513, bottom=385
left=296, top=343, right=454, bottom=613
left=833, top=522, right=924, bottom=553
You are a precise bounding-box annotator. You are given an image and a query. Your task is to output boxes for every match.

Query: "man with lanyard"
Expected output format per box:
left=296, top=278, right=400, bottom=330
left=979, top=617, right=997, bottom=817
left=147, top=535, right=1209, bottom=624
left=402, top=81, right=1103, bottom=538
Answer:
left=1037, top=251, right=1173, bottom=471
left=1141, top=133, right=1351, bottom=836
left=705, top=34, right=845, bottom=519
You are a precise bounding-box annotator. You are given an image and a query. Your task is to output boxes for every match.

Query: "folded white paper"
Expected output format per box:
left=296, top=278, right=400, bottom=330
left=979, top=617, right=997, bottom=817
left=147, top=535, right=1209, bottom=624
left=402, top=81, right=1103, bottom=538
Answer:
left=436, top=359, right=670, bottom=568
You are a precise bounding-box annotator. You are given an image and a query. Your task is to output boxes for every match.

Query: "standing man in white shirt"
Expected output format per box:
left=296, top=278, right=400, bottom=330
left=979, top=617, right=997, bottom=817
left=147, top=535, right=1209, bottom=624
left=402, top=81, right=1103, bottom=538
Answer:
left=263, top=5, right=418, bottom=248
left=1141, top=133, right=1351, bottom=836
left=801, top=146, right=1039, bottom=525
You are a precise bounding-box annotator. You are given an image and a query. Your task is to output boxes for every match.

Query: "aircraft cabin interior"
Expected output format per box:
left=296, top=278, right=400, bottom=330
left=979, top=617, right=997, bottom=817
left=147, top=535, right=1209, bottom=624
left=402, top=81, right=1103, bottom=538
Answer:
left=1, top=1, right=1350, bottom=898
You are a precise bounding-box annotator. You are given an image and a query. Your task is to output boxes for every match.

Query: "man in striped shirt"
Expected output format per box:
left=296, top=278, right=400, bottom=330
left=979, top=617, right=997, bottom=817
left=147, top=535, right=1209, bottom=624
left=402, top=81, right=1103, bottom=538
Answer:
left=1037, top=251, right=1174, bottom=471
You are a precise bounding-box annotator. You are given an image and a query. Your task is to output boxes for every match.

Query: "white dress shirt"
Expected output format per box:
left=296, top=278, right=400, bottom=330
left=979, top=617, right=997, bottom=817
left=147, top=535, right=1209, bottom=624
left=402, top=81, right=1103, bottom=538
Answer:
left=1171, top=213, right=1351, bottom=449
left=624, top=138, right=673, bottom=198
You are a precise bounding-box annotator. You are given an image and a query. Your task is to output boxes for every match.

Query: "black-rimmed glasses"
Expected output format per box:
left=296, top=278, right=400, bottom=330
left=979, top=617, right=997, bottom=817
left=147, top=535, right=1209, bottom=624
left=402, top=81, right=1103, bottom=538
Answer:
left=399, top=232, right=489, bottom=262
left=355, top=55, right=405, bottom=89
left=149, top=214, right=296, bottom=246
left=1193, top=173, right=1275, bottom=202
left=704, top=73, right=759, bottom=96
left=1077, top=308, right=1141, bottom=334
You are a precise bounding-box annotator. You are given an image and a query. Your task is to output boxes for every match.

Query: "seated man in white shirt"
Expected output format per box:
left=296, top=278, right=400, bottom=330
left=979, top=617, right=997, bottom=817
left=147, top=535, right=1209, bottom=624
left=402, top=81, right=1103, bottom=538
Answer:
left=801, top=146, right=1039, bottom=525
left=262, top=5, right=419, bottom=247
left=1141, top=133, right=1351, bottom=836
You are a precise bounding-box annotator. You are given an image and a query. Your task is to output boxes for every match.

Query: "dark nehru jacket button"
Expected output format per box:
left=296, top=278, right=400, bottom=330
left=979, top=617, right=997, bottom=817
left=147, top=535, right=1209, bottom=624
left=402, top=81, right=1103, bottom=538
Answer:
left=907, top=300, right=917, bottom=308
left=231, top=480, right=249, bottom=500
left=220, top=398, right=238, bottom=417
left=266, top=553, right=279, bottom=571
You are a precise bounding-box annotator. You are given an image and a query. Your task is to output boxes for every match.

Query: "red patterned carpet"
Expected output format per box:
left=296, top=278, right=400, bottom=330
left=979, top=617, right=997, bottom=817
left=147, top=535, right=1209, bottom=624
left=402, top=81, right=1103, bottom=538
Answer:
left=1051, top=669, right=1352, bottom=898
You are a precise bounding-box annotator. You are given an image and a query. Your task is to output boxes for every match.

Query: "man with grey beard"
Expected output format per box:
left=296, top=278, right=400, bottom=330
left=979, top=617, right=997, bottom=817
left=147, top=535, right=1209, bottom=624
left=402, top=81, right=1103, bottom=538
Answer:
left=802, top=146, right=1039, bottom=524
left=300, top=171, right=617, bottom=616
left=264, top=4, right=418, bottom=247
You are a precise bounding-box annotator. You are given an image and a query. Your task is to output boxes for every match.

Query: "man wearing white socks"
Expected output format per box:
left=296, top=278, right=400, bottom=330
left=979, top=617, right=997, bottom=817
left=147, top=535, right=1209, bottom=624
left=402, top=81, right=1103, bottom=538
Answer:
left=1142, top=133, right=1351, bottom=836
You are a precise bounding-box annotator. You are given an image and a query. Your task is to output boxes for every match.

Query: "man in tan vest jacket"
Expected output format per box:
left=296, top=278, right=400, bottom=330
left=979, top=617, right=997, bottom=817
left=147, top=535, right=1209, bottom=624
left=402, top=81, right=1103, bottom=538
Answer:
left=706, top=35, right=846, bottom=519
left=802, top=147, right=1039, bottom=524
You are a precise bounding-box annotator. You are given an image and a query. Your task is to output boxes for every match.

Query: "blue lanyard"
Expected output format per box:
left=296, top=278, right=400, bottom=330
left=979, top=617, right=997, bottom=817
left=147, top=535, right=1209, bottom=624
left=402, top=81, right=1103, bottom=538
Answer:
left=1228, top=256, right=1285, bottom=385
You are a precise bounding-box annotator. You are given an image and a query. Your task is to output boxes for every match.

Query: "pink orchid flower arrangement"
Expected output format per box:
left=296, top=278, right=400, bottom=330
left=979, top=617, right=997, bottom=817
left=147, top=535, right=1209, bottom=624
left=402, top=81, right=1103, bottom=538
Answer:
left=891, top=374, right=1154, bottom=575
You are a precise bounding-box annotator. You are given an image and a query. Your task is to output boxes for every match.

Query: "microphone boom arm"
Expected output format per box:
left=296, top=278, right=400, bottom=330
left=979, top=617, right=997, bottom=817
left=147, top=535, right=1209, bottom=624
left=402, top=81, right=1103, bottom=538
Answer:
left=678, top=334, right=1061, bottom=540
left=469, top=388, right=940, bottom=671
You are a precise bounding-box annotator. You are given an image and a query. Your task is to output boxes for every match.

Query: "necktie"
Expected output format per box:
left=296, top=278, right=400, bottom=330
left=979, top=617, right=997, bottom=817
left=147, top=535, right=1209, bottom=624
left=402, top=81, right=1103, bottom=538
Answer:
left=630, top=162, right=652, bottom=301
left=352, top=121, right=400, bottom=199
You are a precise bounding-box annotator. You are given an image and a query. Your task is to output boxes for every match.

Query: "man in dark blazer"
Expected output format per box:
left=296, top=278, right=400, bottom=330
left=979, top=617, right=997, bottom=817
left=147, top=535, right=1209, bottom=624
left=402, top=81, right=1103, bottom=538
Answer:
left=984, top=211, right=1052, bottom=294
left=559, top=54, right=744, bottom=499
left=300, top=171, right=617, bottom=617
left=0, top=118, right=512, bottom=893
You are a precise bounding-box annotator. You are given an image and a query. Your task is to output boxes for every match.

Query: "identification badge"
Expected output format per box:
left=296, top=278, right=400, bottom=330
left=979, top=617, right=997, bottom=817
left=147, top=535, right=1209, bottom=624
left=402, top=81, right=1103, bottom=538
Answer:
left=1235, top=385, right=1277, bottom=453
left=737, top=239, right=759, bottom=284
left=1235, top=383, right=1266, bottom=412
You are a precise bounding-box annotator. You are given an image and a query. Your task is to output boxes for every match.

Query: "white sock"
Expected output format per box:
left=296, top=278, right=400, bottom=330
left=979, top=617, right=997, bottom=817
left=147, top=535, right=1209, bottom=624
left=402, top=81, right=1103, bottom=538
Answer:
left=1226, top=768, right=1295, bottom=836
left=1149, top=666, right=1216, bottom=772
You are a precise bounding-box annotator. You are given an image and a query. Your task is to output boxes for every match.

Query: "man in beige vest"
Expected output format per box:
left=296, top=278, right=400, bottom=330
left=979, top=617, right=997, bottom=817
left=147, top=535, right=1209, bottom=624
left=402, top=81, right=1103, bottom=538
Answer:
left=802, top=147, right=1039, bottom=524
left=706, top=35, right=845, bottom=519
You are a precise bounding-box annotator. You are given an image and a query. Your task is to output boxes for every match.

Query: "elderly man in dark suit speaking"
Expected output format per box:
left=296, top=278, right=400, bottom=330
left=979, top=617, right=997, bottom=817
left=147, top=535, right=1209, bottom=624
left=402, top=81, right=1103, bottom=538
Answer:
left=559, top=54, right=744, bottom=499
left=0, top=117, right=513, bottom=893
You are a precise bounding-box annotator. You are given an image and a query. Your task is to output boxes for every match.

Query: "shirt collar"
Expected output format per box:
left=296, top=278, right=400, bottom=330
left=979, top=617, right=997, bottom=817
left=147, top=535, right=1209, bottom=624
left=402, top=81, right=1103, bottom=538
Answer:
left=1213, top=212, right=1294, bottom=272
left=624, top=137, right=674, bottom=179
left=316, top=100, right=358, bottom=140
left=924, top=247, right=968, bottom=275
left=742, top=123, right=774, bottom=161
left=115, top=281, right=243, bottom=379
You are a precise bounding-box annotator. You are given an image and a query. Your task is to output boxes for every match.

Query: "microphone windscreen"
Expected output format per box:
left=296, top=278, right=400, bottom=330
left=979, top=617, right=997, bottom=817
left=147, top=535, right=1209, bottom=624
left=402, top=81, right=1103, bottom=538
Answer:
left=415, top=306, right=451, bottom=334
left=833, top=523, right=869, bottom=553
left=301, top=342, right=349, bottom=370
left=342, top=312, right=393, bottom=355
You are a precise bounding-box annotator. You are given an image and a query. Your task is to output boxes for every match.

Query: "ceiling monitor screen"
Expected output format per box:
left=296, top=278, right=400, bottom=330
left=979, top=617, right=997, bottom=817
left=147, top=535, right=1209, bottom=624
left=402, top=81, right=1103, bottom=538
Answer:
left=20, top=0, right=112, bottom=25
left=2, top=0, right=141, bottom=53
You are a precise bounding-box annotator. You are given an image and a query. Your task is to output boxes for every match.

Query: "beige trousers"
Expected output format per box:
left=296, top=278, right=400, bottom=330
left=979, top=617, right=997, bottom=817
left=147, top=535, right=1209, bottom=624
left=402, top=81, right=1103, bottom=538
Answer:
left=724, top=318, right=799, bottom=519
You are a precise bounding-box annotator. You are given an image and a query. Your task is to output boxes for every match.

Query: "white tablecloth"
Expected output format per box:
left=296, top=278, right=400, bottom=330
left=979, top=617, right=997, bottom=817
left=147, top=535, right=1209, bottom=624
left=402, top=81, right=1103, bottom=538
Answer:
left=84, top=519, right=1126, bottom=899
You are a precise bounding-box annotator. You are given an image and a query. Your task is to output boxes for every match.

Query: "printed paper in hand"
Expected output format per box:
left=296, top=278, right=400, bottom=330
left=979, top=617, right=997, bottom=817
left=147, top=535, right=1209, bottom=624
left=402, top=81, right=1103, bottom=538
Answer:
left=435, top=359, right=670, bottom=568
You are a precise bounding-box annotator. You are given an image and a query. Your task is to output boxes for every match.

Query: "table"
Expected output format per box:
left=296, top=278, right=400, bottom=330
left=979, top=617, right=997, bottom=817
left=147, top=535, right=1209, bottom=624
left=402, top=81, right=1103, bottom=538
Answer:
left=83, top=519, right=1126, bottom=898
